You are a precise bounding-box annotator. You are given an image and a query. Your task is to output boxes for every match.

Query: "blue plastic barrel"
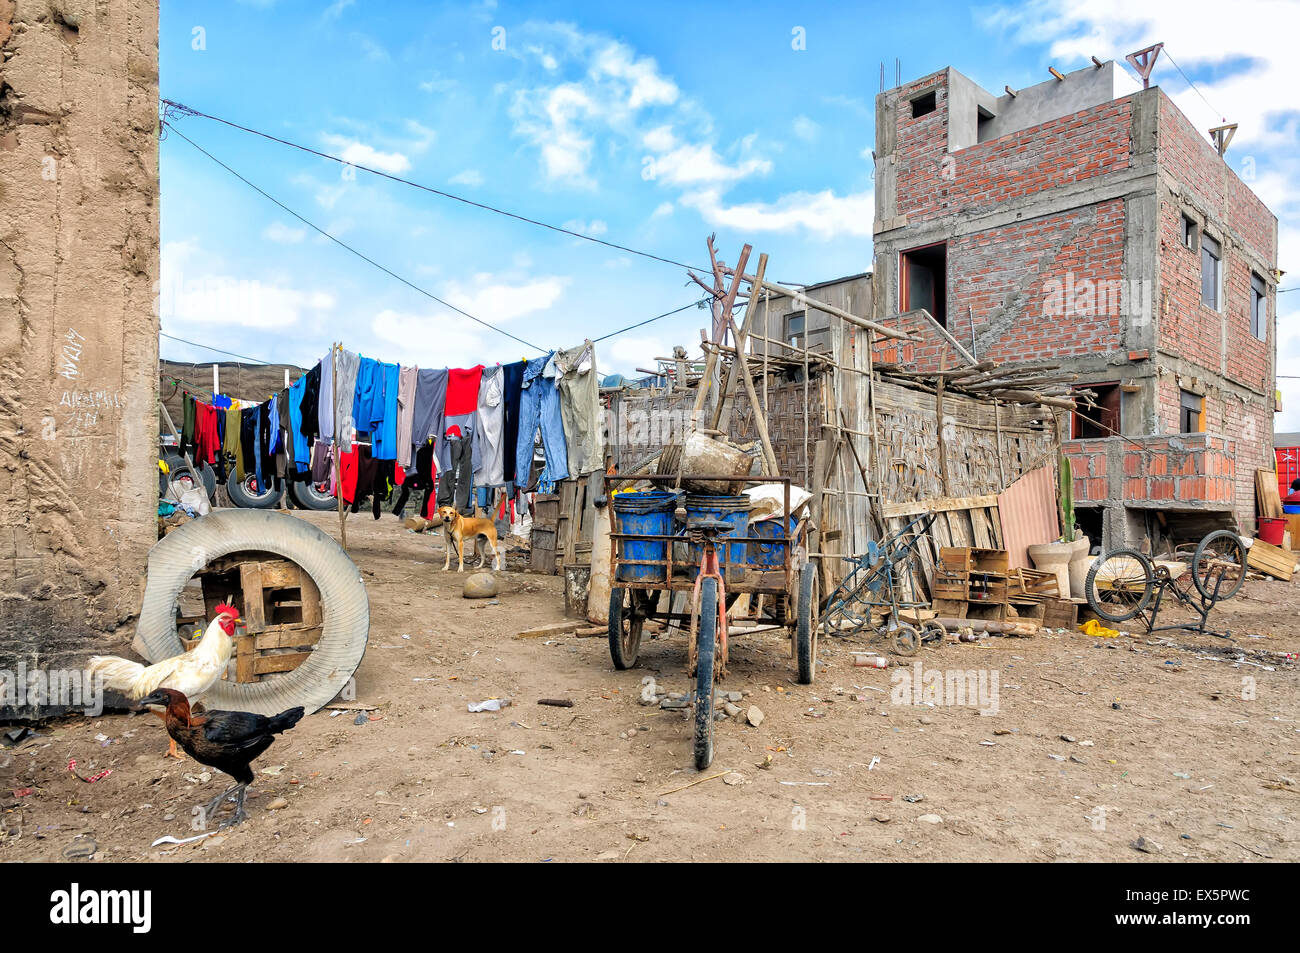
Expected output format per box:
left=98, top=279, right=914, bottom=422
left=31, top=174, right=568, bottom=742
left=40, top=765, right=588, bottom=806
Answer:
left=748, top=516, right=795, bottom=569
left=683, top=494, right=752, bottom=581
left=611, top=491, right=677, bottom=583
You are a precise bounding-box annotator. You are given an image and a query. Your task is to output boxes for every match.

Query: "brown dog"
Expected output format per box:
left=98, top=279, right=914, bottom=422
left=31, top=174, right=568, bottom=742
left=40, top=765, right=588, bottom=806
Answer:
left=437, top=505, right=501, bottom=571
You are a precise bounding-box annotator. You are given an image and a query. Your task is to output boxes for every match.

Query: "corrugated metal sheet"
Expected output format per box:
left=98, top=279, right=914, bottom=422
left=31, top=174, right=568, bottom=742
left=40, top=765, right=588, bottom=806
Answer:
left=998, top=465, right=1060, bottom=569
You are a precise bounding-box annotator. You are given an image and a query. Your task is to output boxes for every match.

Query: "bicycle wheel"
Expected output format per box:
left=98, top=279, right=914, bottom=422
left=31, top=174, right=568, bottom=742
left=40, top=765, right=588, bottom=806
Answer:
left=694, top=577, right=718, bottom=770
left=1192, top=530, right=1246, bottom=602
left=608, top=588, right=645, bottom=670
left=1085, top=549, right=1154, bottom=623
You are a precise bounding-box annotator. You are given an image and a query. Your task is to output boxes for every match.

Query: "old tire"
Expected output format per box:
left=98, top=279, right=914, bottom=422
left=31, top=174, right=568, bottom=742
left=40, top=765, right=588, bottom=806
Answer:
left=132, top=508, right=369, bottom=716
left=226, top=471, right=284, bottom=509
left=163, top=454, right=217, bottom=502
left=795, top=564, right=817, bottom=684
left=287, top=478, right=336, bottom=511
left=608, top=588, right=644, bottom=669
left=694, top=577, right=718, bottom=771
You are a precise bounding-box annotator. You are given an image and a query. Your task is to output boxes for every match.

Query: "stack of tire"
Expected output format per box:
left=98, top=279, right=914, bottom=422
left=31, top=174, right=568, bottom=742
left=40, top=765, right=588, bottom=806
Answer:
left=161, top=454, right=336, bottom=511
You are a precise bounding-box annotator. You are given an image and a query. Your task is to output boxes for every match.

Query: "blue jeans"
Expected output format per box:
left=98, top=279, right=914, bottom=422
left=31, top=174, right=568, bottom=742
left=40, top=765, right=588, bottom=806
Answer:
left=515, top=354, right=569, bottom=487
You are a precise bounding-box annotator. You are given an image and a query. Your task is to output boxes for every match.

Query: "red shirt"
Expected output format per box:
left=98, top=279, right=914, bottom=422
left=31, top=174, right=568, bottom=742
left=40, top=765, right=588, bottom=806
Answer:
left=445, top=365, right=484, bottom=416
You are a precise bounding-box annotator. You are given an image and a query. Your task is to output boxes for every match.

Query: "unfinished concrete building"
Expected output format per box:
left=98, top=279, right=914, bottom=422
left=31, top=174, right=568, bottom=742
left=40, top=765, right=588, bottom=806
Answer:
left=1, top=0, right=160, bottom=712
left=872, top=61, right=1278, bottom=549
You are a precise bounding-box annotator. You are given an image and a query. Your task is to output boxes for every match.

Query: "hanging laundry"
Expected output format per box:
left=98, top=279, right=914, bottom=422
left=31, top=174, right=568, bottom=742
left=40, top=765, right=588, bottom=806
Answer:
left=223, top=399, right=242, bottom=480
left=554, top=340, right=604, bottom=477
left=371, top=361, right=400, bottom=461
left=473, top=365, right=505, bottom=487
left=239, top=405, right=257, bottom=483
left=310, top=438, right=332, bottom=485
left=515, top=351, right=569, bottom=489
left=317, top=349, right=335, bottom=443
left=300, top=362, right=322, bottom=443
left=288, top=376, right=310, bottom=477
left=446, top=365, right=484, bottom=416
left=193, top=401, right=221, bottom=467
left=500, top=359, right=526, bottom=485
left=410, top=367, right=448, bottom=471
left=352, top=357, right=382, bottom=440
left=324, top=347, right=361, bottom=451
left=276, top=387, right=292, bottom=479
left=438, top=424, right=474, bottom=515
left=394, top=365, right=419, bottom=469
left=181, top=394, right=196, bottom=459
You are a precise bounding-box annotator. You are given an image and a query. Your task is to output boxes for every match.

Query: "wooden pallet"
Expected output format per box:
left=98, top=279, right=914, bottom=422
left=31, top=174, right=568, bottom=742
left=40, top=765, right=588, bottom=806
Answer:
left=181, top=553, right=323, bottom=683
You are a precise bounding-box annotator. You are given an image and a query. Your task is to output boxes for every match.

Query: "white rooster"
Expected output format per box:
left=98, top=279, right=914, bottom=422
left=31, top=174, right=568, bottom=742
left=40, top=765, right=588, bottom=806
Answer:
left=89, top=604, right=241, bottom=759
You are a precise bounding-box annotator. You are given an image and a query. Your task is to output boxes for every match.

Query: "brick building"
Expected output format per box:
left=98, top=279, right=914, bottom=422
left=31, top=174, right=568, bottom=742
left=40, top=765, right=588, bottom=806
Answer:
left=871, top=61, right=1278, bottom=548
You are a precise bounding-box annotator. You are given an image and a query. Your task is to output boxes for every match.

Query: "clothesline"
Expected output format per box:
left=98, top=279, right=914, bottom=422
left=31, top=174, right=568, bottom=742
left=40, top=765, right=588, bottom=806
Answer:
left=172, top=338, right=607, bottom=513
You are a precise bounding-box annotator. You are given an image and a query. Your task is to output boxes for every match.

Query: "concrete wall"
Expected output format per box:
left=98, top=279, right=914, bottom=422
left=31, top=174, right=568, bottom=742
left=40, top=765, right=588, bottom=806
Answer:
left=0, top=0, right=160, bottom=697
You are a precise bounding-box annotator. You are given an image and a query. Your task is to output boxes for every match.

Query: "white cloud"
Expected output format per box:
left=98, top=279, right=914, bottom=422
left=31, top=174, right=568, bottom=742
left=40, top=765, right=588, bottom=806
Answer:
left=680, top=187, right=875, bottom=239
left=449, top=169, right=485, bottom=187
left=642, top=124, right=676, bottom=152
left=590, top=41, right=679, bottom=110
left=650, top=142, right=771, bottom=187
left=562, top=218, right=608, bottom=237
left=792, top=115, right=820, bottom=141
left=650, top=201, right=674, bottom=219
left=322, top=135, right=411, bottom=174
left=263, top=221, right=307, bottom=244
left=159, top=242, right=335, bottom=331
left=440, top=273, right=570, bottom=324
left=371, top=309, right=488, bottom=369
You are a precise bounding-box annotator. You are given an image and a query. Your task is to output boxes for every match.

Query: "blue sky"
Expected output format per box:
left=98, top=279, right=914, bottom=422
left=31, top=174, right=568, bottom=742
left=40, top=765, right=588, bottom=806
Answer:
left=158, top=0, right=1299, bottom=425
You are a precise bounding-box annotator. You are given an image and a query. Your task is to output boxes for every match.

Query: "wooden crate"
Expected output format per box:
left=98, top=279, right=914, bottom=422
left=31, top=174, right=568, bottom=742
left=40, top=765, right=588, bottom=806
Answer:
left=1041, top=598, right=1080, bottom=630
left=184, top=553, right=323, bottom=684
left=1246, top=537, right=1295, bottom=581
left=932, top=569, right=969, bottom=600
left=968, top=572, right=1009, bottom=605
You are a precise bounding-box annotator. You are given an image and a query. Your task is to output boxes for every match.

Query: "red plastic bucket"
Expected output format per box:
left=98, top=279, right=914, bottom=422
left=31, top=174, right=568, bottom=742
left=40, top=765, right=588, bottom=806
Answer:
left=1257, top=517, right=1286, bottom=546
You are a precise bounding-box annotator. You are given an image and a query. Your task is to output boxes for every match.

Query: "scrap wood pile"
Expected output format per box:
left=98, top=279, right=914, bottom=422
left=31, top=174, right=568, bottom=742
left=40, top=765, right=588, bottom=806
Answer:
left=875, top=358, right=1080, bottom=413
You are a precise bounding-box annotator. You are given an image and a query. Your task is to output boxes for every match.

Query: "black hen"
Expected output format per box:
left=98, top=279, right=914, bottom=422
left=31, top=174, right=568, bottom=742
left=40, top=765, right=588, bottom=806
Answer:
left=141, top=687, right=304, bottom=827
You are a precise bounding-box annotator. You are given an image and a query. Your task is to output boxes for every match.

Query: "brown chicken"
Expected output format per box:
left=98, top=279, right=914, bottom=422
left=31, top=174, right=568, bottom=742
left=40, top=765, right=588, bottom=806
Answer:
left=141, top=688, right=304, bottom=828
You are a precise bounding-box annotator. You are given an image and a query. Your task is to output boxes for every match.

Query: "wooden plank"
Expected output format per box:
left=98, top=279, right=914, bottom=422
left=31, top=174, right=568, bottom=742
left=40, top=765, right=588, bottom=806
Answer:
left=240, top=562, right=266, bottom=631
left=515, top=620, right=583, bottom=639
left=881, top=494, right=1000, bottom=519
left=235, top=635, right=256, bottom=683
left=300, top=571, right=322, bottom=628
left=253, top=652, right=312, bottom=675
left=258, top=561, right=302, bottom=588
left=254, top=627, right=323, bottom=651
left=1246, top=537, right=1295, bottom=580
left=1256, top=469, right=1283, bottom=519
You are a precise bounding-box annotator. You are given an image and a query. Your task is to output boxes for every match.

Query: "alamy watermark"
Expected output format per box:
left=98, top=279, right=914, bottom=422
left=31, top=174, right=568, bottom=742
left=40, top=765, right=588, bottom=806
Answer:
left=0, top=665, right=104, bottom=716
left=890, top=661, right=999, bottom=715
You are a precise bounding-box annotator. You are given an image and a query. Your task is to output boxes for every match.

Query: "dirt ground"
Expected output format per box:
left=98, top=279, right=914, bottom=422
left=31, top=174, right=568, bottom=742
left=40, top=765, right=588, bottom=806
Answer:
left=3, top=509, right=1298, bottom=862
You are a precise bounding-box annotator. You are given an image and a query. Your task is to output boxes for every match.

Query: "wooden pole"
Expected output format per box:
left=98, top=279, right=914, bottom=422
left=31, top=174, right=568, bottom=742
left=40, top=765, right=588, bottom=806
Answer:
left=710, top=252, right=768, bottom=433
left=332, top=343, right=347, bottom=550
left=724, top=313, right=778, bottom=476
left=689, top=242, right=751, bottom=431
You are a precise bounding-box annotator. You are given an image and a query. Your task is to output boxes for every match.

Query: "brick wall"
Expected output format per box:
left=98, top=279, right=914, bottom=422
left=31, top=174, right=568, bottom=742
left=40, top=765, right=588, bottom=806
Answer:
left=893, top=74, right=1133, bottom=226
left=1063, top=434, right=1237, bottom=509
